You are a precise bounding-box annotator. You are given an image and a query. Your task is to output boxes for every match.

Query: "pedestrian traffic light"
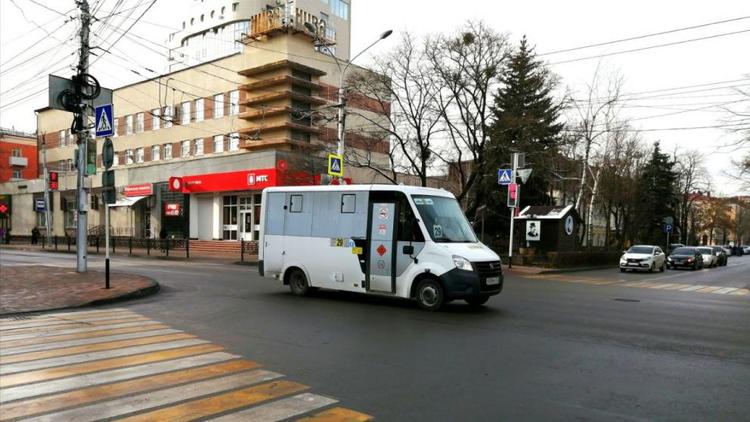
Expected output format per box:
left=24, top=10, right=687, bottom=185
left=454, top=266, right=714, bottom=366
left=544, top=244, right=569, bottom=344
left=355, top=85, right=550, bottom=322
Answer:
left=102, top=170, right=115, bottom=204
left=49, top=171, right=58, bottom=190
left=86, top=138, right=97, bottom=176
left=507, top=182, right=519, bottom=208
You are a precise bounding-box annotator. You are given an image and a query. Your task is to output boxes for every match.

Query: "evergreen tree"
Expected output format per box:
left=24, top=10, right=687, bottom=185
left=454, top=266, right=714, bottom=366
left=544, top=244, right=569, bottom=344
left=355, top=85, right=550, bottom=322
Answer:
left=475, top=36, right=565, bottom=239
left=634, top=142, right=679, bottom=245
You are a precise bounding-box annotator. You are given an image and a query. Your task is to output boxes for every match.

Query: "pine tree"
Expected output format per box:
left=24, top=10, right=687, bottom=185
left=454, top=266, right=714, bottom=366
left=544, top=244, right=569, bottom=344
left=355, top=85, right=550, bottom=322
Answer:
left=475, top=36, right=565, bottom=238
left=634, top=142, right=679, bottom=245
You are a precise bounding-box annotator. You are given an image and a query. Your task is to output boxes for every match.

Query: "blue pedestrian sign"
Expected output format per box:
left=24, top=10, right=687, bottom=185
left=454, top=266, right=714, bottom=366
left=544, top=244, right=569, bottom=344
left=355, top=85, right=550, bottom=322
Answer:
left=663, top=223, right=673, bottom=234
left=328, top=153, right=343, bottom=177
left=497, top=169, right=513, bottom=185
left=95, top=104, right=114, bottom=137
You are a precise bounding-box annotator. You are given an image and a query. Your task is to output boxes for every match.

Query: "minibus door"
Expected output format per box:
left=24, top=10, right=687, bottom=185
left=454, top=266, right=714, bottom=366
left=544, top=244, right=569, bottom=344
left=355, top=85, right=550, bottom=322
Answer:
left=367, top=202, right=397, bottom=293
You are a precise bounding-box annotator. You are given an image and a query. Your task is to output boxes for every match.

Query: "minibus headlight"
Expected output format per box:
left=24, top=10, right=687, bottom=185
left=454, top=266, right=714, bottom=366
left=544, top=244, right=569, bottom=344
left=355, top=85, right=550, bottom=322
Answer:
left=452, top=255, right=474, bottom=271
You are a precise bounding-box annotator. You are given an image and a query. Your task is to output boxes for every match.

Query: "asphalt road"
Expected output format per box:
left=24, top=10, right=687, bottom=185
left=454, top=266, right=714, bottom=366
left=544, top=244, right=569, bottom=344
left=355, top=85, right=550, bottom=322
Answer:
left=2, top=250, right=749, bottom=421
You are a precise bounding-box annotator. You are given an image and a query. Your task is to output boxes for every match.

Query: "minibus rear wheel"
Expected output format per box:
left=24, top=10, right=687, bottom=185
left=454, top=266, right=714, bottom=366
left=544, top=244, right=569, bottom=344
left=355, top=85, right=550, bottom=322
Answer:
left=415, top=278, right=444, bottom=311
left=288, top=268, right=310, bottom=296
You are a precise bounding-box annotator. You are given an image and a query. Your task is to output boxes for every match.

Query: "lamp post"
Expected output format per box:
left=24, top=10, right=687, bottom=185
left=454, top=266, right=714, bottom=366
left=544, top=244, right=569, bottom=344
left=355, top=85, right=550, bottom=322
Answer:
left=305, top=22, right=392, bottom=181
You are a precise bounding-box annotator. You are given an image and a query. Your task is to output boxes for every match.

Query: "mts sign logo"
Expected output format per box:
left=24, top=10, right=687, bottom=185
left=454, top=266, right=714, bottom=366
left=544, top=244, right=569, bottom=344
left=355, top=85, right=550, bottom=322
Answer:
left=247, top=173, right=269, bottom=186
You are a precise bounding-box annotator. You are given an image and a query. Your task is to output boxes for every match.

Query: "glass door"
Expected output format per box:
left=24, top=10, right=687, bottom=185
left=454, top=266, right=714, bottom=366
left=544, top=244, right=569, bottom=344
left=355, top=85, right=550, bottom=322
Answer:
left=239, top=210, right=253, bottom=241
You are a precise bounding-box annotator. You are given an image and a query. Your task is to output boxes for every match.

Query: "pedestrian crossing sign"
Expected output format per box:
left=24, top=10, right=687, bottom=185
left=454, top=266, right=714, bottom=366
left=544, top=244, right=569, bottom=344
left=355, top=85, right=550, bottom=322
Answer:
left=498, top=169, right=513, bottom=185
left=328, top=154, right=343, bottom=177
left=95, top=104, right=114, bottom=137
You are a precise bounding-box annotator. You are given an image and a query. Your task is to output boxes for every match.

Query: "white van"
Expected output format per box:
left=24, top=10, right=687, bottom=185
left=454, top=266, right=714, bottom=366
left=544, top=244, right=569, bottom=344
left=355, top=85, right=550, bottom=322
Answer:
left=259, top=185, right=503, bottom=310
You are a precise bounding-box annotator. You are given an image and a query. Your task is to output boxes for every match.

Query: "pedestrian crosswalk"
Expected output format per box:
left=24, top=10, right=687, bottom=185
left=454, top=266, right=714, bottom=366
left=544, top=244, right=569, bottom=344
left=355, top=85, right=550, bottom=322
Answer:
left=522, top=274, right=750, bottom=296
left=0, top=308, right=373, bottom=421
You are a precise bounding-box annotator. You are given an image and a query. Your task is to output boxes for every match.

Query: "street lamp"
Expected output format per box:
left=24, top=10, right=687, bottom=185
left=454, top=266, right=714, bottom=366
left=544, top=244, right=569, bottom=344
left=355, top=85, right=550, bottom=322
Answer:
left=304, top=22, right=392, bottom=181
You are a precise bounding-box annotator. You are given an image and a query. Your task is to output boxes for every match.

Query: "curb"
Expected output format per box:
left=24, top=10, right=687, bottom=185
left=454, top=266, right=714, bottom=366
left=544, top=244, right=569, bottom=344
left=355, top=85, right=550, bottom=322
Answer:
left=536, top=265, right=615, bottom=274
left=0, top=279, right=160, bottom=317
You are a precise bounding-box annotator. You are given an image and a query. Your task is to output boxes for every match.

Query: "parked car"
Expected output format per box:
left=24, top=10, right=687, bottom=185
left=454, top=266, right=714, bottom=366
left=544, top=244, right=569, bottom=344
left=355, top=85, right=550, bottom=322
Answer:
left=722, top=245, right=733, bottom=255
left=668, top=243, right=685, bottom=254
left=711, top=246, right=728, bottom=266
left=620, top=245, right=666, bottom=273
left=697, top=247, right=718, bottom=268
left=742, top=245, right=750, bottom=254
left=667, top=247, right=704, bottom=270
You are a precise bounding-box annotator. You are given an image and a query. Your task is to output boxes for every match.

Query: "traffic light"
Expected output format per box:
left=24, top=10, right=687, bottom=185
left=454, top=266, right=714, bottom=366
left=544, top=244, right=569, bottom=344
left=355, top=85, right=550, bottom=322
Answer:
left=49, top=171, right=59, bottom=190
left=507, top=183, right=519, bottom=208
left=102, top=170, right=115, bottom=204
left=86, top=138, right=97, bottom=176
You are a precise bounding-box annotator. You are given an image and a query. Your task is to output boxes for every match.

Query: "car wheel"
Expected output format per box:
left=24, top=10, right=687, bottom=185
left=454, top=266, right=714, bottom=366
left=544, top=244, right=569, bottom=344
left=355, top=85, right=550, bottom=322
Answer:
left=465, top=295, right=490, bottom=307
left=415, top=278, right=445, bottom=311
left=649, top=263, right=656, bottom=273
left=620, top=268, right=626, bottom=273
left=288, top=268, right=311, bottom=296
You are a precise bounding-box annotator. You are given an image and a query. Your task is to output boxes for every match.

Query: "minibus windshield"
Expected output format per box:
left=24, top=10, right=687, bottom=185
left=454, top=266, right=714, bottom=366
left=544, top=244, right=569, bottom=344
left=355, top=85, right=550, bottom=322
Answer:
left=412, top=195, right=477, bottom=243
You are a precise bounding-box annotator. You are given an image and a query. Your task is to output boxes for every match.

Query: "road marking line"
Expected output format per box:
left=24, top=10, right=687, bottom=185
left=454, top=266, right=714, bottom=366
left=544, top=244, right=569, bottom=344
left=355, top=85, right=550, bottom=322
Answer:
left=1, top=338, right=208, bottom=375
left=1, top=332, right=193, bottom=365
left=696, top=286, right=724, bottom=293
left=713, top=287, right=739, bottom=295
left=1, top=328, right=182, bottom=357
left=661, top=284, right=691, bottom=290
left=20, top=370, right=283, bottom=422
left=679, top=285, right=707, bottom=291
left=297, top=406, right=374, bottom=421
left=0, top=352, right=239, bottom=403
left=0, top=320, right=164, bottom=341
left=0, top=343, right=223, bottom=388
left=0, top=360, right=260, bottom=421
left=0, top=322, right=87, bottom=336
left=621, top=281, right=651, bottom=287
left=648, top=283, right=678, bottom=289
left=0, top=323, right=170, bottom=348
left=0, top=314, right=145, bottom=331
left=43, top=308, right=130, bottom=318
left=208, top=393, right=337, bottom=422
left=0, top=309, right=132, bottom=327
left=731, top=289, right=750, bottom=295
left=116, top=380, right=308, bottom=422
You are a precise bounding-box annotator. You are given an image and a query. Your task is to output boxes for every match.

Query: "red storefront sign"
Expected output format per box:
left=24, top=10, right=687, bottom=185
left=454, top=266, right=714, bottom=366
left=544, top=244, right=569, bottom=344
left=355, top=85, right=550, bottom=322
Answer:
left=169, top=169, right=278, bottom=193
left=164, top=203, right=181, bottom=216
left=124, top=183, right=153, bottom=197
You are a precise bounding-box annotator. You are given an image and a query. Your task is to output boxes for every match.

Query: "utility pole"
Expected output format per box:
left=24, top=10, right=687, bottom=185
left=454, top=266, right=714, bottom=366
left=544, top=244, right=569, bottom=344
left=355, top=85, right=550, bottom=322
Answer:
left=74, top=0, right=92, bottom=272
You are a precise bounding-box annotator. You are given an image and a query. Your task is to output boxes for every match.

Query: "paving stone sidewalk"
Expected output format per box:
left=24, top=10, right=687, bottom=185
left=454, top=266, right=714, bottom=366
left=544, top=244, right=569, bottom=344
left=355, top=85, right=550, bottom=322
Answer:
left=0, top=265, right=159, bottom=315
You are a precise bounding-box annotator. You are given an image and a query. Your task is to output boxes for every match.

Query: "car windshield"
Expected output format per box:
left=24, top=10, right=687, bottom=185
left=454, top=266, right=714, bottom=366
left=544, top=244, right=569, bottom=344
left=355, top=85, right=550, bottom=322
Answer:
left=412, top=195, right=477, bottom=243
left=697, top=247, right=713, bottom=254
left=672, top=247, right=695, bottom=255
left=627, top=246, right=654, bottom=254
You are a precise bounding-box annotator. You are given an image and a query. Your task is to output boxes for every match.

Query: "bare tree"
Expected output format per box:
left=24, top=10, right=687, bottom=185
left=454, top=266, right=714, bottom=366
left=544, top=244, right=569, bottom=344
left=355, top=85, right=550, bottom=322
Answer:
left=346, top=32, right=447, bottom=186
left=426, top=21, right=510, bottom=211
left=674, top=150, right=709, bottom=244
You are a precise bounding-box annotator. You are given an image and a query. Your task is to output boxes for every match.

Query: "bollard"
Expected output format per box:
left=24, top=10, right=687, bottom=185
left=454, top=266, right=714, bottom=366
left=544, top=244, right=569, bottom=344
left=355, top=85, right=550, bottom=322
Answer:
left=67, top=236, right=71, bottom=252
left=186, top=238, right=190, bottom=259
left=129, top=237, right=132, bottom=255
left=147, top=237, right=150, bottom=256
left=241, top=239, right=245, bottom=263
left=54, top=235, right=58, bottom=250
left=96, top=236, right=100, bottom=253
left=42, top=235, right=46, bottom=249
left=166, top=238, right=169, bottom=257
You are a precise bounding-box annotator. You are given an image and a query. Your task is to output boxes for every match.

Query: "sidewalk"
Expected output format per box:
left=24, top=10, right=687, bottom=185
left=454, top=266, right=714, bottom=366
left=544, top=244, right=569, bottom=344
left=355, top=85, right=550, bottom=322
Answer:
left=0, top=265, right=159, bottom=315
left=505, top=264, right=614, bottom=275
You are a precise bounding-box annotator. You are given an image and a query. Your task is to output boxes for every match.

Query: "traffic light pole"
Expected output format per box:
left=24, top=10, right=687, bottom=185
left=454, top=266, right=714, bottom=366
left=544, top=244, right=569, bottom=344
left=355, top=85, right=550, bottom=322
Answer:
left=75, top=0, right=91, bottom=273
left=507, top=154, right=519, bottom=269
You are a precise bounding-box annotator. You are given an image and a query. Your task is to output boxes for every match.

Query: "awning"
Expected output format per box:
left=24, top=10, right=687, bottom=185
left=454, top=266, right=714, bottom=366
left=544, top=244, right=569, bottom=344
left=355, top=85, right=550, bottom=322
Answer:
left=108, top=196, right=147, bottom=207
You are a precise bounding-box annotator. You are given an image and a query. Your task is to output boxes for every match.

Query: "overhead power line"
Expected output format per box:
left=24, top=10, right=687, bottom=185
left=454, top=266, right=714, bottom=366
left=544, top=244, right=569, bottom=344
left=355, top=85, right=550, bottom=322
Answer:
left=539, top=15, right=750, bottom=56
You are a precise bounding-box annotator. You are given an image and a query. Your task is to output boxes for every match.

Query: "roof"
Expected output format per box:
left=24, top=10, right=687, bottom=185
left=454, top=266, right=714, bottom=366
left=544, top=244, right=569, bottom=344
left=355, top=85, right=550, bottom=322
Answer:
left=264, top=184, right=455, bottom=198
left=515, top=204, right=580, bottom=220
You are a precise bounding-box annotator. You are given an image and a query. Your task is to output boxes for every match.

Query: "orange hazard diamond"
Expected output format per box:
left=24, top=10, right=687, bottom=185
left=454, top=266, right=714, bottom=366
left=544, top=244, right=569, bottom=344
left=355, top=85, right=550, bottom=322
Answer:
left=376, top=244, right=387, bottom=256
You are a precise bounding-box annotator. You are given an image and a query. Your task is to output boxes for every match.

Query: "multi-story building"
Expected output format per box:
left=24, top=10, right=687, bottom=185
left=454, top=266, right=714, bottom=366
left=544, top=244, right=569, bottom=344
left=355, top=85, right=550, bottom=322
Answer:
left=1, top=0, right=392, bottom=243
left=0, top=128, right=37, bottom=182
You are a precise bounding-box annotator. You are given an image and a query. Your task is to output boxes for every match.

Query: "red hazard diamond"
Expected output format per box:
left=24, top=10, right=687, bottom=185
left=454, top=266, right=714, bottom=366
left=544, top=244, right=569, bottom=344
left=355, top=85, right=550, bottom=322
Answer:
left=376, top=244, right=387, bottom=256
left=0, top=204, right=7, bottom=214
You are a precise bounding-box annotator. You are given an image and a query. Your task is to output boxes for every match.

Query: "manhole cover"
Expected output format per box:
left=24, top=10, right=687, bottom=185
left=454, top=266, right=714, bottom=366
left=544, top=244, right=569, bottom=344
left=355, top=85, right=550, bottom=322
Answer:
left=613, top=298, right=640, bottom=303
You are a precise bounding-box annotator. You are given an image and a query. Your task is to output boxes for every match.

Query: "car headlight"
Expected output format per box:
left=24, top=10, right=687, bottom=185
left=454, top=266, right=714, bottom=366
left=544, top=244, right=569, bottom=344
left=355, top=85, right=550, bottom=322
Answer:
left=686, top=258, right=694, bottom=262
left=452, top=255, right=474, bottom=271
left=667, top=257, right=673, bottom=261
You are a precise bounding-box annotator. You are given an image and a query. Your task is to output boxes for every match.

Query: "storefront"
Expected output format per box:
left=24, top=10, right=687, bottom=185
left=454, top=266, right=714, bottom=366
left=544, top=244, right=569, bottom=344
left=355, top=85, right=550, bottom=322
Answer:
left=109, top=183, right=154, bottom=237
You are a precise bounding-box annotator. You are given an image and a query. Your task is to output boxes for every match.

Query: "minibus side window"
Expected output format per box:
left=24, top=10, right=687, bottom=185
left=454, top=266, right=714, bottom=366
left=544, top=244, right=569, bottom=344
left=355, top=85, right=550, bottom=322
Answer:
left=398, top=196, right=424, bottom=242
left=289, top=195, right=303, bottom=213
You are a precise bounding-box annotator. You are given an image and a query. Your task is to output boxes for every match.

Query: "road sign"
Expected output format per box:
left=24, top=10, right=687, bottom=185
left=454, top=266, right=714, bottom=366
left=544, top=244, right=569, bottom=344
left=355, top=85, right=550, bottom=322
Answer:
left=507, top=182, right=519, bottom=208
left=48, top=75, right=112, bottom=112
left=517, top=168, right=533, bottom=183
left=498, top=169, right=513, bottom=185
left=663, top=216, right=673, bottom=226
left=663, top=223, right=673, bottom=234
left=328, top=154, right=343, bottom=177
left=95, top=104, right=114, bottom=137
left=35, top=199, right=46, bottom=212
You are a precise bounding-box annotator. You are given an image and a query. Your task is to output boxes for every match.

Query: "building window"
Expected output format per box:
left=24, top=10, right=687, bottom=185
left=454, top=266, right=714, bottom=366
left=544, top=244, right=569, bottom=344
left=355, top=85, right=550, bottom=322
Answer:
left=58, top=130, right=65, bottom=146
left=125, top=115, right=133, bottom=135
left=113, top=118, right=119, bottom=137
left=229, top=90, right=239, bottom=115
left=11, top=148, right=21, bottom=157
left=112, top=152, right=119, bottom=166
left=181, top=140, right=191, bottom=157
left=164, top=143, right=173, bottom=159
left=213, top=94, right=224, bottom=118
left=213, top=135, right=224, bottom=153
left=136, top=147, right=144, bottom=163
left=194, top=138, right=204, bottom=155
left=152, top=145, right=160, bottom=161
left=151, top=109, right=160, bottom=130
left=12, top=169, right=22, bottom=179
left=126, top=149, right=134, bottom=165
left=181, top=101, right=191, bottom=125
left=136, top=113, right=144, bottom=133
left=229, top=132, right=240, bottom=151
left=66, top=129, right=72, bottom=145
left=331, top=0, right=349, bottom=20
left=195, top=98, right=204, bottom=121
left=64, top=198, right=76, bottom=228
left=164, top=106, right=173, bottom=128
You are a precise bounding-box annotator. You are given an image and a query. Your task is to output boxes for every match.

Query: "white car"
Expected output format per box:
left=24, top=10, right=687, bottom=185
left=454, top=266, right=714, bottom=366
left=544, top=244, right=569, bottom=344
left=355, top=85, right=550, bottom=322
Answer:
left=620, top=245, right=666, bottom=273
left=742, top=245, right=750, bottom=254
left=697, top=246, right=718, bottom=268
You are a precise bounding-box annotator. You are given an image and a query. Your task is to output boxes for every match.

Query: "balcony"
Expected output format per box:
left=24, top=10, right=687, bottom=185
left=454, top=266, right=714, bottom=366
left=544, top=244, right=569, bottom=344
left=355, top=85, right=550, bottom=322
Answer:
left=244, top=7, right=334, bottom=44
left=9, top=156, right=28, bottom=167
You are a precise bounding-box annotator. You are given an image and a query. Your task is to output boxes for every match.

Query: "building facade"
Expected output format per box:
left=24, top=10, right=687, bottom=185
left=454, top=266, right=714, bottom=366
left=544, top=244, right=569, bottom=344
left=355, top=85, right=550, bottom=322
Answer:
left=0, top=128, right=38, bottom=182
left=1, top=0, right=392, bottom=242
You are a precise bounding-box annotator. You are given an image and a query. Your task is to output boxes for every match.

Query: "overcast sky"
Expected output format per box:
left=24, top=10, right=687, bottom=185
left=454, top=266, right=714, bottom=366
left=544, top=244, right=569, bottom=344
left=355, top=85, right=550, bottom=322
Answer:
left=1, top=0, right=748, bottom=195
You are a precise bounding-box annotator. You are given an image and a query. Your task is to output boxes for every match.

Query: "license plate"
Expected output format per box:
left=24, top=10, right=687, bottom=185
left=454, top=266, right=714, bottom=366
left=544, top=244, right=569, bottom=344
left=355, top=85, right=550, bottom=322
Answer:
left=486, top=277, right=500, bottom=285
left=628, top=263, right=640, bottom=266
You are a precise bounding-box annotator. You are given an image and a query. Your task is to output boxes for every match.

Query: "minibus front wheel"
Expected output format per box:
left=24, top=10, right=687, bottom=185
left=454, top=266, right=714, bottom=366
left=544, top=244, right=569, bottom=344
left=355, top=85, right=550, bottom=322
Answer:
left=415, top=278, right=445, bottom=311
